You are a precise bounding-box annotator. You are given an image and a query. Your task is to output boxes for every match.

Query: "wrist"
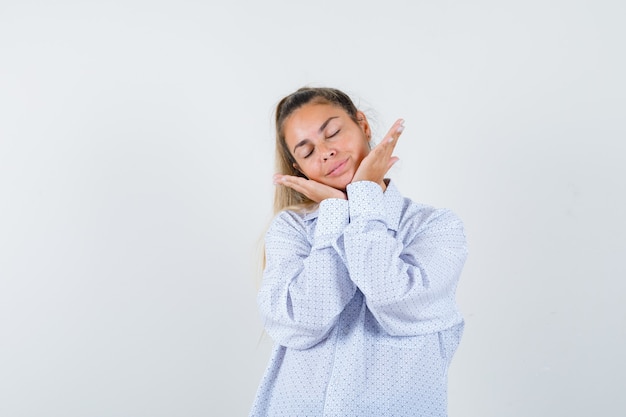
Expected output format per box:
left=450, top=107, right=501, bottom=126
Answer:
left=349, top=179, right=386, bottom=192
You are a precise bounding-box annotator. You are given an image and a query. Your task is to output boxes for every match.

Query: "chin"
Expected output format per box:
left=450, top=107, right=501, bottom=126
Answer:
left=319, top=173, right=353, bottom=192
left=333, top=179, right=351, bottom=192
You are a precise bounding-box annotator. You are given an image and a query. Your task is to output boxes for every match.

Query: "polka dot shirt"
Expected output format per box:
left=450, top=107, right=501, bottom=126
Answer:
left=250, top=180, right=467, bottom=416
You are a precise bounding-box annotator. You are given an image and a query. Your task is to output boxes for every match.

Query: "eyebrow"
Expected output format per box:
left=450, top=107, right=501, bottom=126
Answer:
left=292, top=116, right=339, bottom=153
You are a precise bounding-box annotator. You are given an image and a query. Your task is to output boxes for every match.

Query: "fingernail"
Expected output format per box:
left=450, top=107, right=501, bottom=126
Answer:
left=396, top=125, right=404, bottom=133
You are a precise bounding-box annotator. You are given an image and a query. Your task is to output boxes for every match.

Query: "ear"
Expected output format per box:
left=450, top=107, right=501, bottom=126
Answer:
left=356, top=110, right=372, bottom=142
left=292, top=163, right=306, bottom=177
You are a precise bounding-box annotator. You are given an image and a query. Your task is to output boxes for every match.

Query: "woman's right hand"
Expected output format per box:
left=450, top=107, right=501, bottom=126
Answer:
left=274, top=174, right=347, bottom=203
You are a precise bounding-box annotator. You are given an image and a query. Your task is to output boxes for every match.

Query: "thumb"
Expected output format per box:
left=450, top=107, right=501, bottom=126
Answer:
left=387, top=156, right=400, bottom=171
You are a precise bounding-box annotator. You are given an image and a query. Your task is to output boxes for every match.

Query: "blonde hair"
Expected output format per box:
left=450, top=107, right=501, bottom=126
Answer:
left=273, top=87, right=361, bottom=214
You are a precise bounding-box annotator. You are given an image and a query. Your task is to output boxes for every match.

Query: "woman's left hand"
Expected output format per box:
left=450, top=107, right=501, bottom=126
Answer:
left=351, top=118, right=405, bottom=190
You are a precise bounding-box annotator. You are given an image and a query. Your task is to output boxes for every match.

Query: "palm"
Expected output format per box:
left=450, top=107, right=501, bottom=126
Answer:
left=352, top=119, right=404, bottom=188
left=274, top=174, right=347, bottom=203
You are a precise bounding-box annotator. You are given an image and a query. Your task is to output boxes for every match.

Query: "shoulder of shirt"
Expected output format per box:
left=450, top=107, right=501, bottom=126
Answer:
left=267, top=206, right=317, bottom=236
left=389, top=181, right=464, bottom=231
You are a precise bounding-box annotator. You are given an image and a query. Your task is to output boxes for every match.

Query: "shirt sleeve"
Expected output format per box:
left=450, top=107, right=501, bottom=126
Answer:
left=341, top=181, right=467, bottom=336
left=257, top=198, right=357, bottom=350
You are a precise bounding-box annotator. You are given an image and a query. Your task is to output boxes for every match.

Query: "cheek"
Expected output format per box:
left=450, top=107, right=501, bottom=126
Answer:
left=356, top=144, right=371, bottom=162
left=297, top=162, right=318, bottom=180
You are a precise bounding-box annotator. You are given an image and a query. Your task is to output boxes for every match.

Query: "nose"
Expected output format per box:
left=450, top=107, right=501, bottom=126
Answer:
left=321, top=146, right=336, bottom=161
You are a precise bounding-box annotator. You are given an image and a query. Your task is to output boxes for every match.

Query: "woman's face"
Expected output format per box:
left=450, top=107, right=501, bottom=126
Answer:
left=283, top=102, right=371, bottom=191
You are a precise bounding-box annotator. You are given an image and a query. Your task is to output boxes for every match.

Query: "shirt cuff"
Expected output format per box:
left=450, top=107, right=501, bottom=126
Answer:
left=346, top=181, right=386, bottom=222
left=313, top=198, right=349, bottom=248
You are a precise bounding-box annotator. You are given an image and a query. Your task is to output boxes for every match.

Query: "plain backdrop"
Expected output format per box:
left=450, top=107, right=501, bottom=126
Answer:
left=1, top=1, right=624, bottom=416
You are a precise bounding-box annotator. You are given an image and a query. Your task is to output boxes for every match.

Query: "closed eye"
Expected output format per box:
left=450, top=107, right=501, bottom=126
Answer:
left=299, top=128, right=340, bottom=159
left=327, top=129, right=340, bottom=139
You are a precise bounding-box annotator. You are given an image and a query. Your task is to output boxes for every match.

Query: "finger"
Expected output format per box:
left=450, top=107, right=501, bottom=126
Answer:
left=274, top=174, right=346, bottom=202
left=384, top=118, right=405, bottom=144
left=275, top=174, right=308, bottom=193
left=277, top=175, right=325, bottom=200
left=274, top=173, right=306, bottom=184
left=370, top=118, right=405, bottom=155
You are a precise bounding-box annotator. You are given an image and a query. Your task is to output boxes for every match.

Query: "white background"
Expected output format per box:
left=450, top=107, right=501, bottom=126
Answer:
left=1, top=1, right=624, bottom=416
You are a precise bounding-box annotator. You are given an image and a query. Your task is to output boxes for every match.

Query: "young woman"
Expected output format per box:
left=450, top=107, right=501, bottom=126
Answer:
left=250, top=87, right=467, bottom=416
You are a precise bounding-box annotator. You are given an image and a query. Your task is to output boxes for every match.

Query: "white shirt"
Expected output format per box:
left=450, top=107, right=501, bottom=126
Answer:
left=250, top=180, right=467, bottom=416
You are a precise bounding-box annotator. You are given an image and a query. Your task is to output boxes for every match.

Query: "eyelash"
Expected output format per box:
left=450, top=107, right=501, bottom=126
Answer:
left=302, top=129, right=340, bottom=159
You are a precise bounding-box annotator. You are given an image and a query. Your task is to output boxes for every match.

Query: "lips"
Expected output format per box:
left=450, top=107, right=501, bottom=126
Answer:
left=326, top=158, right=348, bottom=177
